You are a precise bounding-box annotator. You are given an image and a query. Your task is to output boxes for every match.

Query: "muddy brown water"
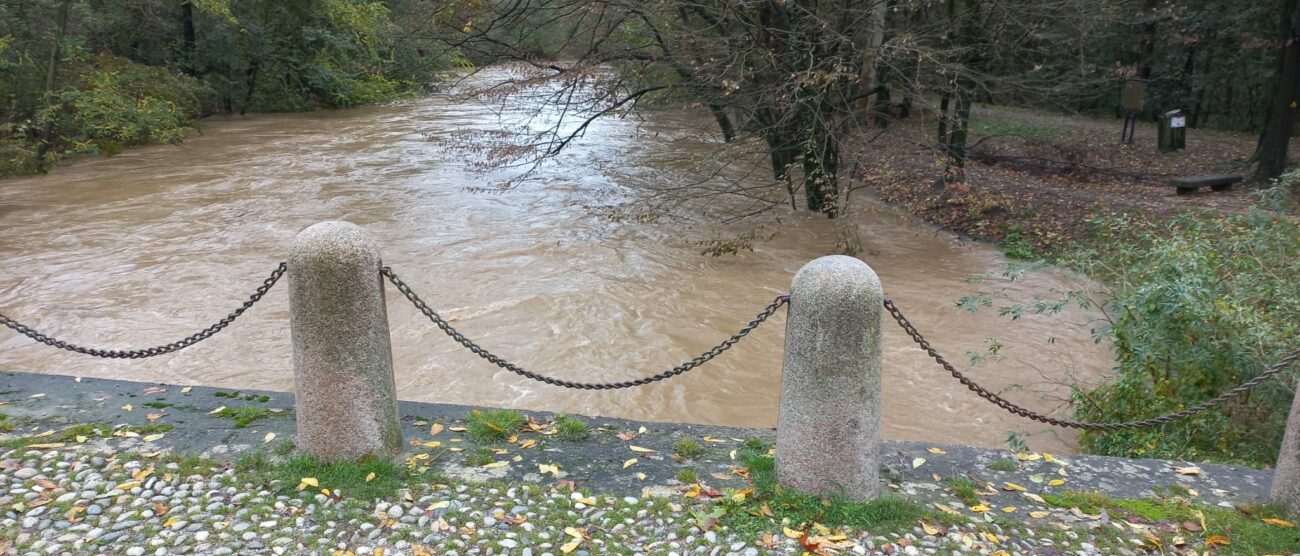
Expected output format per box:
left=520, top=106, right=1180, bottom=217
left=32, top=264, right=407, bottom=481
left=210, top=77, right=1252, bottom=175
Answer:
left=0, top=76, right=1113, bottom=453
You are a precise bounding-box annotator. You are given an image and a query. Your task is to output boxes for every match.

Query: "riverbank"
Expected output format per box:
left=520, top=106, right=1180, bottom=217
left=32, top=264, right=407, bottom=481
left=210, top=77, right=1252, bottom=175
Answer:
left=3, top=372, right=1297, bottom=555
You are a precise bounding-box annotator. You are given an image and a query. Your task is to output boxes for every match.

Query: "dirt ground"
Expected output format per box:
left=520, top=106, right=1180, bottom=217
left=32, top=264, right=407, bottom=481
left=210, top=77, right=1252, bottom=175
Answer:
left=851, top=104, right=1291, bottom=255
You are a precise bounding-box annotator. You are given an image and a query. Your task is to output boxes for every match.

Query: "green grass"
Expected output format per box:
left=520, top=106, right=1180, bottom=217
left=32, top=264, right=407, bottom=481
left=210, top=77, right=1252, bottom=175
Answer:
left=969, top=115, right=1067, bottom=140
left=125, top=423, right=175, bottom=435
left=673, top=437, right=704, bottom=459
left=142, top=401, right=172, bottom=409
left=257, top=454, right=409, bottom=502
left=675, top=469, right=697, bottom=484
left=272, top=439, right=295, bottom=457
left=552, top=415, right=588, bottom=441
left=720, top=442, right=952, bottom=536
left=465, top=447, right=495, bottom=467
left=465, top=409, right=526, bottom=442
left=213, top=406, right=274, bottom=428
left=1042, top=490, right=1300, bottom=554
left=945, top=476, right=981, bottom=506
left=987, top=459, right=1017, bottom=472
left=0, top=413, right=12, bottom=433
left=234, top=450, right=271, bottom=473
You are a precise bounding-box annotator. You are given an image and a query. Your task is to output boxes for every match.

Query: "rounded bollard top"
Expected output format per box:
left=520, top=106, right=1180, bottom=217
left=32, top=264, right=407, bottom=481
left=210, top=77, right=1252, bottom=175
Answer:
left=791, top=255, right=882, bottom=301
left=290, top=221, right=381, bottom=266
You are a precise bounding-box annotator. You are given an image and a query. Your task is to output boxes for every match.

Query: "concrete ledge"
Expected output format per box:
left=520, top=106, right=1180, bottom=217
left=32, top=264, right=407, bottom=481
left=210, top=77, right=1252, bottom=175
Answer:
left=0, top=372, right=1273, bottom=515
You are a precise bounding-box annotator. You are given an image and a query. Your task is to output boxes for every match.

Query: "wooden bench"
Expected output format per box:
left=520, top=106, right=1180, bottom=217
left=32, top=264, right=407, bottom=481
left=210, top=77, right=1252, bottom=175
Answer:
left=1167, top=174, right=1243, bottom=195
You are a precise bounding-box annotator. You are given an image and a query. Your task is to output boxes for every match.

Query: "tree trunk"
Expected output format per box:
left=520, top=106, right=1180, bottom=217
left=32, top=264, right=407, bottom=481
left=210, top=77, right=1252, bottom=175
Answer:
left=180, top=0, right=197, bottom=76
left=1138, top=0, right=1158, bottom=80
left=1255, top=0, right=1300, bottom=180
left=948, top=91, right=972, bottom=170
left=34, top=0, right=73, bottom=162
left=937, top=92, right=952, bottom=149
left=239, top=60, right=259, bottom=115
left=855, top=0, right=887, bottom=117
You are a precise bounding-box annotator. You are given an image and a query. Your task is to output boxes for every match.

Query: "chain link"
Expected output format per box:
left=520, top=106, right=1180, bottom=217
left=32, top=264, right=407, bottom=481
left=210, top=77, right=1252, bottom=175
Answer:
left=382, top=266, right=787, bottom=389
left=884, top=298, right=1300, bottom=431
left=0, top=262, right=287, bottom=359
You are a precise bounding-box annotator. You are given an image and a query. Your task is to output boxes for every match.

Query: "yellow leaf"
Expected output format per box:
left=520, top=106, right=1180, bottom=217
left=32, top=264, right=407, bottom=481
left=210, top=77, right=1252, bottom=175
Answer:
left=1043, top=452, right=1055, bottom=463
left=448, top=426, right=467, bottom=432
left=430, top=423, right=444, bottom=436
left=26, top=443, right=65, bottom=449
left=1002, top=482, right=1026, bottom=492
left=729, top=450, right=736, bottom=460
left=518, top=439, right=536, bottom=449
left=564, top=527, right=586, bottom=539
left=927, top=447, right=948, bottom=455
left=296, top=477, right=319, bottom=491
left=1048, top=479, right=1065, bottom=486
left=449, top=447, right=463, bottom=452
left=180, top=387, right=192, bottom=394
left=623, top=459, right=637, bottom=469
left=1173, top=466, right=1202, bottom=476
left=701, top=436, right=727, bottom=443
left=209, top=406, right=226, bottom=415
left=1028, top=511, right=1050, bottom=518
left=559, top=539, right=580, bottom=554
left=483, top=461, right=508, bottom=468
left=538, top=464, right=560, bottom=475
left=32, top=430, right=54, bottom=438
left=512, top=455, right=522, bottom=462
left=912, top=457, right=926, bottom=468
left=419, top=441, right=441, bottom=448
left=731, top=489, right=752, bottom=502
left=365, top=472, right=376, bottom=483
left=782, top=527, right=803, bottom=539
left=1262, top=518, right=1295, bottom=528
left=75, top=435, right=88, bottom=443
left=1001, top=506, right=1017, bottom=513
left=1015, top=452, right=1041, bottom=461
left=113, top=481, right=141, bottom=491
left=629, top=446, right=654, bottom=453
left=920, top=521, right=939, bottom=535
left=933, top=503, right=961, bottom=516
left=132, top=468, right=153, bottom=480
left=635, top=472, right=647, bottom=481
left=982, top=532, right=999, bottom=543
left=969, top=505, right=990, bottom=513
left=1204, top=535, right=1229, bottom=547
left=638, top=426, right=647, bottom=434
left=121, top=404, right=133, bottom=412
left=263, top=432, right=276, bottom=443
left=321, top=488, right=331, bottom=496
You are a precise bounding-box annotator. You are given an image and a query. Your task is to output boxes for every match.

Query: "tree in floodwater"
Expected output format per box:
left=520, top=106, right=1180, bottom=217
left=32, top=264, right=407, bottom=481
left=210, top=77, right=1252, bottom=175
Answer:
left=439, top=0, right=1112, bottom=224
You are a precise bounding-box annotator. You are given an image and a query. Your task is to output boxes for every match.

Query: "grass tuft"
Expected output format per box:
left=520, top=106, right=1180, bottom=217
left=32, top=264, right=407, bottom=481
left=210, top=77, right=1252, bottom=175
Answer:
left=675, top=468, right=698, bottom=483
left=552, top=415, right=588, bottom=441
left=465, top=409, right=526, bottom=442
left=465, top=447, right=495, bottom=467
left=262, top=454, right=408, bottom=502
left=987, top=459, right=1017, bottom=472
left=213, top=406, right=274, bottom=428
left=673, top=437, right=704, bottom=459
left=945, top=476, right=981, bottom=506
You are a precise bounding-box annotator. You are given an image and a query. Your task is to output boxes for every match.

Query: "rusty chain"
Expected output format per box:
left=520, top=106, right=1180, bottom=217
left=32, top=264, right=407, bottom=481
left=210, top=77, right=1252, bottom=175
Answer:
left=884, top=298, right=1300, bottom=431
left=382, top=266, right=787, bottom=389
left=0, top=262, right=287, bottom=359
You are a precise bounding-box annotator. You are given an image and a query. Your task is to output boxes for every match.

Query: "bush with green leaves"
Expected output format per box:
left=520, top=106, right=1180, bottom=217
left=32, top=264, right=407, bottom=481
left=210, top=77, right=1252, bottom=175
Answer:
left=1067, top=197, right=1299, bottom=466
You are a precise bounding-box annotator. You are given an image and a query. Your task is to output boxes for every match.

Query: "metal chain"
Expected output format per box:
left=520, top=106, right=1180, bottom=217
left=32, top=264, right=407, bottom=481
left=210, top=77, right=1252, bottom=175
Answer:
left=883, top=298, right=1300, bottom=431
left=381, top=266, right=787, bottom=389
left=0, top=262, right=287, bottom=359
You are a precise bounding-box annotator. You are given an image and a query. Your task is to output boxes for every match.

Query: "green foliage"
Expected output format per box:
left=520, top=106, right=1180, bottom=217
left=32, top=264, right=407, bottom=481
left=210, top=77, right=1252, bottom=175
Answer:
left=465, top=409, right=526, bottom=442
left=265, top=453, right=408, bottom=502
left=944, top=477, right=980, bottom=506
left=1000, top=224, right=1036, bottom=260
left=721, top=445, right=949, bottom=536
left=1043, top=490, right=1300, bottom=554
left=39, top=55, right=204, bottom=149
left=0, top=413, right=10, bottom=433
left=213, top=406, right=275, bottom=428
left=1070, top=205, right=1300, bottom=466
left=551, top=415, right=588, bottom=441
left=672, top=437, right=704, bottom=459
left=674, top=468, right=697, bottom=484
left=986, top=459, right=1017, bottom=472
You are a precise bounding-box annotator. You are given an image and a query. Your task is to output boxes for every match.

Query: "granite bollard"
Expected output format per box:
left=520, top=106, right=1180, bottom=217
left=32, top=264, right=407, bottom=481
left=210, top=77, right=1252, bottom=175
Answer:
left=289, top=221, right=402, bottom=462
left=775, top=255, right=883, bottom=500
left=1271, top=380, right=1300, bottom=517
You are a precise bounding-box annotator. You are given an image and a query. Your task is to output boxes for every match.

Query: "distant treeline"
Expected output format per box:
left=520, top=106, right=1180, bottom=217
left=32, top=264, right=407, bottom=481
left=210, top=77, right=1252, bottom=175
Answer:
left=0, top=0, right=467, bottom=176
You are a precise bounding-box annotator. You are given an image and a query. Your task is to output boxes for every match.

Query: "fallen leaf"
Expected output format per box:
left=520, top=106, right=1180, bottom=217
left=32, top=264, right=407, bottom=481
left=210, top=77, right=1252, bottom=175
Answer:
left=969, top=505, right=990, bottom=513
left=263, top=432, right=276, bottom=443
left=146, top=412, right=163, bottom=422
left=559, top=539, right=580, bottom=554
left=701, top=436, right=727, bottom=443
left=180, top=387, right=192, bottom=394
left=1001, top=506, right=1017, bottom=513
left=538, top=464, right=560, bottom=476
left=518, top=439, right=536, bottom=449
left=912, top=457, right=925, bottom=468
left=1003, top=482, right=1026, bottom=492
left=933, top=503, right=960, bottom=515
left=1262, top=518, right=1294, bottom=528
left=1181, top=521, right=1201, bottom=532
left=74, top=435, right=87, bottom=443
left=616, top=431, right=637, bottom=441
left=141, top=434, right=166, bottom=443
left=483, top=461, right=508, bottom=469
left=629, top=445, right=655, bottom=453
left=1028, top=511, right=1050, bottom=518
left=927, top=447, right=948, bottom=455
left=783, top=527, right=803, bottom=539
left=448, top=426, right=467, bottom=432
left=1204, top=535, right=1229, bottom=548
left=121, top=404, right=133, bottom=412
left=365, top=472, right=376, bottom=483
left=430, top=423, right=443, bottom=436
left=1173, top=466, right=1202, bottom=476
left=1048, top=479, right=1066, bottom=486
left=920, top=521, right=940, bottom=535
left=296, top=477, right=319, bottom=491
left=26, top=443, right=64, bottom=449
left=638, top=426, right=647, bottom=434
left=209, top=406, right=226, bottom=415
left=623, top=459, right=637, bottom=469
left=635, top=472, right=646, bottom=480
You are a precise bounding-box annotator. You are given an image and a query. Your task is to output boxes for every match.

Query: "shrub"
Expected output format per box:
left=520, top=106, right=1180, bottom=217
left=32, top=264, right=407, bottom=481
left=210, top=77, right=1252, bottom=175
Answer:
left=1069, top=202, right=1300, bottom=466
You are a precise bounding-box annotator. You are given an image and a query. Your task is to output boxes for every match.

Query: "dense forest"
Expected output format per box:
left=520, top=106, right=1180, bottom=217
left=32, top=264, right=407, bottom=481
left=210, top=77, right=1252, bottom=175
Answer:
left=0, top=0, right=466, bottom=175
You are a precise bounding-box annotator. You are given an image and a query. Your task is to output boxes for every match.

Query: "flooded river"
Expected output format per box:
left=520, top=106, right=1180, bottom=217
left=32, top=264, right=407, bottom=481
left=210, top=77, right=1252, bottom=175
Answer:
left=0, top=73, right=1113, bottom=453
